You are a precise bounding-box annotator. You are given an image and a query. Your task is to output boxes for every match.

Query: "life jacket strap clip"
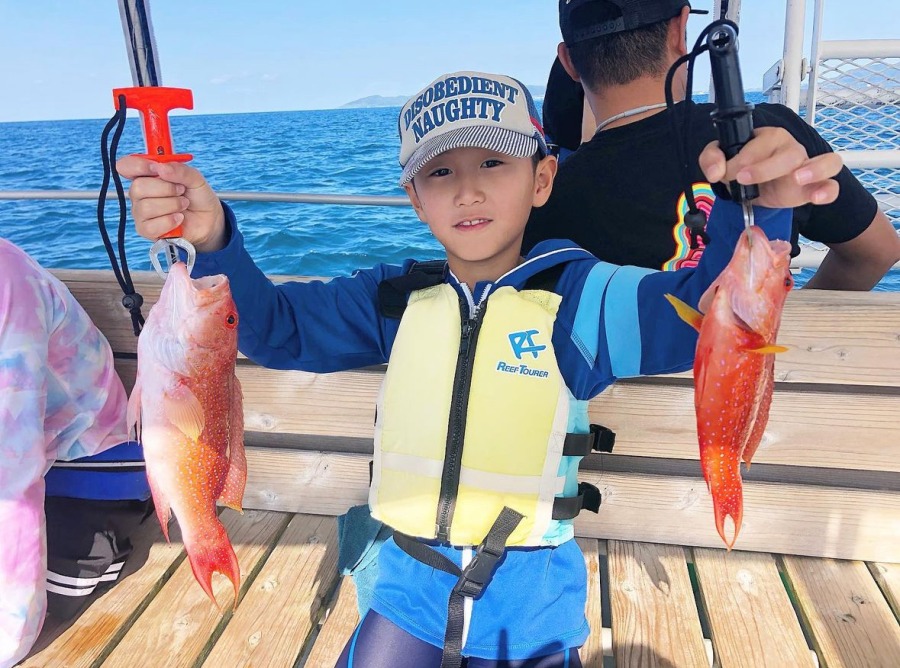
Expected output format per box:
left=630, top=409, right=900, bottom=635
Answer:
left=562, top=424, right=617, bottom=457
left=590, top=423, right=616, bottom=453
left=452, top=540, right=505, bottom=599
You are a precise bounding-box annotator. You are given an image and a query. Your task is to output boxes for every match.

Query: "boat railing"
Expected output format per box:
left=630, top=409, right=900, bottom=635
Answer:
left=1, top=187, right=898, bottom=272
left=763, top=0, right=900, bottom=268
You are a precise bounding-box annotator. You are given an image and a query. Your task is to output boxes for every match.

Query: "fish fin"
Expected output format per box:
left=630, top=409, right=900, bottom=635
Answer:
left=184, top=516, right=241, bottom=610
left=742, top=360, right=775, bottom=467
left=697, top=280, right=720, bottom=315
left=126, top=381, right=142, bottom=441
left=219, top=376, right=247, bottom=513
left=664, top=293, right=704, bottom=332
left=745, top=344, right=788, bottom=354
left=154, top=336, right=193, bottom=377
left=146, top=469, right=172, bottom=542
left=164, top=386, right=205, bottom=441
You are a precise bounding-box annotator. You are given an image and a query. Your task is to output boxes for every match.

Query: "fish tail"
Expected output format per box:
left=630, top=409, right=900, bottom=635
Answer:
left=185, top=519, right=241, bottom=610
left=713, top=496, right=744, bottom=551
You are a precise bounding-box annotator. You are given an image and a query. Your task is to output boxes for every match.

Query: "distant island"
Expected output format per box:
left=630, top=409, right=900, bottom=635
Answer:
left=340, top=95, right=409, bottom=109
left=341, top=85, right=547, bottom=109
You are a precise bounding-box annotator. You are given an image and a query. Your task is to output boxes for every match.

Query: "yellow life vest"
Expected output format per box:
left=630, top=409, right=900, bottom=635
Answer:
left=370, top=279, right=596, bottom=547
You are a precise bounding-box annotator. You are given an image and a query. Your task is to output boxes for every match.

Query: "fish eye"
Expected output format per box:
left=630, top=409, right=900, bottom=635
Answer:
left=225, top=312, right=238, bottom=328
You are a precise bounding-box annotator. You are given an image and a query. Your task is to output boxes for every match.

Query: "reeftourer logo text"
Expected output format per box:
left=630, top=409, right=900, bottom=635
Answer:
left=495, top=329, right=550, bottom=379
left=403, top=75, right=520, bottom=143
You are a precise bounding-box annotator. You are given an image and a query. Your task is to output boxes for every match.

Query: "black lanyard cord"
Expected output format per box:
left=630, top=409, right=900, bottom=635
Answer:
left=98, top=95, right=145, bottom=336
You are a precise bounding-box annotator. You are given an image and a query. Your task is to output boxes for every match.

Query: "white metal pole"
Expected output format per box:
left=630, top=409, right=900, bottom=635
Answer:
left=805, top=0, right=826, bottom=125
left=782, top=0, right=808, bottom=111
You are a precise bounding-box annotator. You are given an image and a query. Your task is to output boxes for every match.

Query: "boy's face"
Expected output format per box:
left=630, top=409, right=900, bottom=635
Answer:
left=404, top=147, right=557, bottom=285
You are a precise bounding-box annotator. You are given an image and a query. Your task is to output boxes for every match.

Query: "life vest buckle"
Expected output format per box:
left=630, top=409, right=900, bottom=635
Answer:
left=451, top=541, right=505, bottom=599
left=590, top=423, right=616, bottom=453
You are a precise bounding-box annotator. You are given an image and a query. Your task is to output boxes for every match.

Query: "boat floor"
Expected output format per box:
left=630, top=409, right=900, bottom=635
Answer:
left=21, top=508, right=900, bottom=668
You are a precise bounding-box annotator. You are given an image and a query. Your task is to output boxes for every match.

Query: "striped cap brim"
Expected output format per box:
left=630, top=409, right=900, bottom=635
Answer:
left=399, top=125, right=540, bottom=186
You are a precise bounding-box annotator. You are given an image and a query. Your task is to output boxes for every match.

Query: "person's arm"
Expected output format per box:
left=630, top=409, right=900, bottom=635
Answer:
left=117, top=156, right=408, bottom=373
left=603, top=202, right=792, bottom=379
left=804, top=208, right=900, bottom=290
left=755, top=104, right=899, bottom=289
left=192, top=205, right=407, bottom=372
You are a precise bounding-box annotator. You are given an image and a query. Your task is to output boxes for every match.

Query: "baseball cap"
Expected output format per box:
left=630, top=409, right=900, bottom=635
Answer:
left=560, top=0, right=709, bottom=44
left=398, top=71, right=550, bottom=186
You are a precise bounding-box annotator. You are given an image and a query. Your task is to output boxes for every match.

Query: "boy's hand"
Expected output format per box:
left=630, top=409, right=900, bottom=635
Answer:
left=699, top=126, right=842, bottom=209
left=116, top=156, right=227, bottom=253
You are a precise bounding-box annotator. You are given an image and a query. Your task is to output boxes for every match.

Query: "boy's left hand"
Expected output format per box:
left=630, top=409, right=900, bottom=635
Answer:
left=699, top=126, right=842, bottom=209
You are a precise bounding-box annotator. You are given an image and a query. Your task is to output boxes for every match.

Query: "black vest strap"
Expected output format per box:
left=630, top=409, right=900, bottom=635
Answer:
left=552, top=482, right=602, bottom=520
left=378, top=260, right=447, bottom=319
left=562, top=423, right=617, bottom=456
left=393, top=507, right=524, bottom=668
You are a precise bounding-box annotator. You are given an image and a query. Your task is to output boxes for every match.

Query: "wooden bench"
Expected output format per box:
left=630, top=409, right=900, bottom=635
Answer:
left=22, top=269, right=900, bottom=668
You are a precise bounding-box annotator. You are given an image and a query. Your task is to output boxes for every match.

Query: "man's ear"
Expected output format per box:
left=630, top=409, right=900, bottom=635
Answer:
left=557, top=42, right=580, bottom=82
left=403, top=182, right=427, bottom=223
left=532, top=155, right=558, bottom=208
left=670, top=6, right=690, bottom=58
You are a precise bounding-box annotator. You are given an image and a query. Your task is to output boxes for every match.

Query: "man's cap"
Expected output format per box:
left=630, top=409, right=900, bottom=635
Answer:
left=398, top=71, right=549, bottom=186
left=560, top=0, right=708, bottom=44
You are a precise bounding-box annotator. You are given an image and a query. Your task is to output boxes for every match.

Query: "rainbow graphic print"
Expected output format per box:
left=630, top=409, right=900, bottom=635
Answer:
left=662, top=182, right=716, bottom=271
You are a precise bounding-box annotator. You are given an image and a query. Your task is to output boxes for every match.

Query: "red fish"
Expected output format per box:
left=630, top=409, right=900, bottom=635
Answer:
left=127, top=262, right=245, bottom=607
left=666, top=225, right=793, bottom=548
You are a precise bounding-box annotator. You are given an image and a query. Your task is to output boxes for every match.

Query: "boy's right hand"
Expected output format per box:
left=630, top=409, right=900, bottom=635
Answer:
left=116, top=156, right=227, bottom=253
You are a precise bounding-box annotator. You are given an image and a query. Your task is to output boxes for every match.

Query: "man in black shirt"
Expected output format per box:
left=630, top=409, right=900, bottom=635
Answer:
left=525, top=0, right=900, bottom=289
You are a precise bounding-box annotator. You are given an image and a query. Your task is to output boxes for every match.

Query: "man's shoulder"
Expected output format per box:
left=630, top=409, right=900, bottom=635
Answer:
left=751, top=102, right=806, bottom=127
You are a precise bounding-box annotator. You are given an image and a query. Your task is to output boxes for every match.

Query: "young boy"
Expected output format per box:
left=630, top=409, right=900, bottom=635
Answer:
left=117, top=71, right=841, bottom=668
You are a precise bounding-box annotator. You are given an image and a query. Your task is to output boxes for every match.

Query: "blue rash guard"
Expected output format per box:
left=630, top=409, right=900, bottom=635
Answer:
left=191, top=200, right=790, bottom=660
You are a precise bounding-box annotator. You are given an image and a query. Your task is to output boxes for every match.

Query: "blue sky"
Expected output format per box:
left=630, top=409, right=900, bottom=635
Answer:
left=1, top=1, right=896, bottom=122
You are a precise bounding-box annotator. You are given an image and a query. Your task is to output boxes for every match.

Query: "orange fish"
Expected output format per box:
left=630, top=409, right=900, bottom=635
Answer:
left=666, top=225, right=793, bottom=548
left=127, top=262, right=245, bottom=607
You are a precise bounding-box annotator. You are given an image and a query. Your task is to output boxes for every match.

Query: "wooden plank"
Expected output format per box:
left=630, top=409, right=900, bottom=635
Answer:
left=239, top=448, right=900, bottom=563
left=692, top=549, right=813, bottom=667
left=782, top=555, right=900, bottom=668
left=114, top=359, right=383, bottom=443
left=102, top=509, right=290, bottom=668
left=590, top=383, right=900, bottom=474
left=576, top=537, right=605, bottom=668
left=113, top=359, right=900, bottom=477
left=869, top=562, right=900, bottom=619
left=202, top=514, right=339, bottom=667
left=22, top=519, right=186, bottom=668
left=59, top=271, right=900, bottom=387
left=607, top=541, right=708, bottom=667
left=772, top=289, right=900, bottom=388
left=303, top=579, right=360, bottom=668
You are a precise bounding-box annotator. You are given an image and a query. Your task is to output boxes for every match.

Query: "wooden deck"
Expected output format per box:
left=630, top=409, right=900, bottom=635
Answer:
left=22, top=270, right=900, bottom=667
left=22, top=508, right=900, bottom=668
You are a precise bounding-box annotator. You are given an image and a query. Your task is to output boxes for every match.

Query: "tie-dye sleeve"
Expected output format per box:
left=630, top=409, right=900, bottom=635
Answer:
left=0, top=239, right=128, bottom=668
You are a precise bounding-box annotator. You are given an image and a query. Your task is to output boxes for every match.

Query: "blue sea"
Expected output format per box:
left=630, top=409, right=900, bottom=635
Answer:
left=1, top=94, right=898, bottom=289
